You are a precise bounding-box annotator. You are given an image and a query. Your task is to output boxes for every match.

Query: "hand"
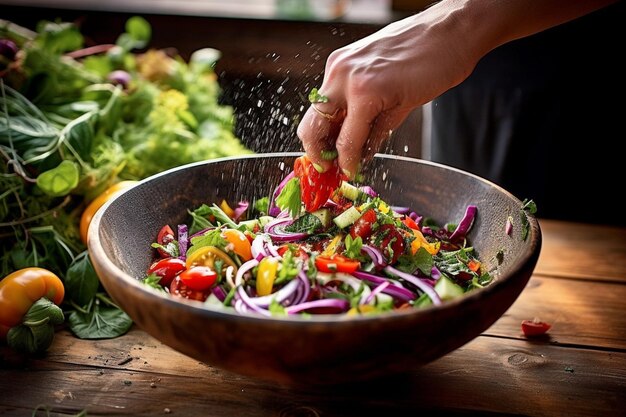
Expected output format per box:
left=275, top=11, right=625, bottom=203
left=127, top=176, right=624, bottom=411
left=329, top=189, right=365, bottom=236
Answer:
left=297, top=0, right=615, bottom=178
left=297, top=1, right=481, bottom=178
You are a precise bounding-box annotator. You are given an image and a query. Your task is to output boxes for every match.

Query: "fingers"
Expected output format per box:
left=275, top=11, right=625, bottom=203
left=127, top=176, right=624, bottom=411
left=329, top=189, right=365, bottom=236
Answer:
left=298, top=96, right=410, bottom=180
left=361, top=108, right=412, bottom=162
left=297, top=103, right=344, bottom=172
left=334, top=102, right=379, bottom=179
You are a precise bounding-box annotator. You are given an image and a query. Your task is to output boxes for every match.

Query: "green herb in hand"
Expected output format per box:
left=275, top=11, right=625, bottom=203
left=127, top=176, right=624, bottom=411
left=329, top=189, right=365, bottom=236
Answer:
left=308, top=88, right=329, bottom=103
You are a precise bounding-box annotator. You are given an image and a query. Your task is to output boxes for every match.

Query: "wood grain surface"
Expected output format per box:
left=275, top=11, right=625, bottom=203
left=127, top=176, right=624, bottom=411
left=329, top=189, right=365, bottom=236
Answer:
left=1, top=219, right=625, bottom=417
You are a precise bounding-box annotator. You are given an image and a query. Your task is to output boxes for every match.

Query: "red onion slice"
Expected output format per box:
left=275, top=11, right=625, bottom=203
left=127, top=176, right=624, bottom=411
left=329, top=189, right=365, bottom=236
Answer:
left=284, top=298, right=350, bottom=315
left=352, top=270, right=416, bottom=302
left=246, top=277, right=301, bottom=308
left=384, top=266, right=441, bottom=305
left=264, top=217, right=309, bottom=242
left=364, top=281, right=390, bottom=304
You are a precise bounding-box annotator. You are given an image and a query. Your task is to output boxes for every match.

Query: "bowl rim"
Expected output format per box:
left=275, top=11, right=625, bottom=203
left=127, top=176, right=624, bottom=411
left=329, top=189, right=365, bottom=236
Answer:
left=88, top=152, right=542, bottom=326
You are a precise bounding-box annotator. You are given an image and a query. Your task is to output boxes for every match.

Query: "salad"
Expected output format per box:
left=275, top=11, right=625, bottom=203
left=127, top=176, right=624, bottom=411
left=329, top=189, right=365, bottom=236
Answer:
left=143, top=155, right=492, bottom=316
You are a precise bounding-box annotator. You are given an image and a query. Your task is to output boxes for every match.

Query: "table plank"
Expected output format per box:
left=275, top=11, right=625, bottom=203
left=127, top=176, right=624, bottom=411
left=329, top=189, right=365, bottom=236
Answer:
left=486, top=276, right=626, bottom=350
left=1, top=330, right=624, bottom=417
left=536, top=220, right=626, bottom=282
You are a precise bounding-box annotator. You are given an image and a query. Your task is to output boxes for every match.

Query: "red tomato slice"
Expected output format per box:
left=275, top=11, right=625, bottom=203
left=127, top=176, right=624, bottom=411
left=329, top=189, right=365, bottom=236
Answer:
left=521, top=319, right=552, bottom=337
left=315, top=254, right=360, bottom=274
left=371, top=224, right=405, bottom=264
left=277, top=244, right=308, bottom=259
left=350, top=208, right=377, bottom=239
left=178, top=266, right=218, bottom=291
left=294, top=155, right=345, bottom=212
left=147, top=257, right=186, bottom=287
left=156, top=225, right=176, bottom=258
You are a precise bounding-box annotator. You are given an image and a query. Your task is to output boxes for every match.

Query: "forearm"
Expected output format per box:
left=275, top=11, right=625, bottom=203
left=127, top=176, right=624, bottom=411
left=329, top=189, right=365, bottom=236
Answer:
left=446, top=0, right=619, bottom=59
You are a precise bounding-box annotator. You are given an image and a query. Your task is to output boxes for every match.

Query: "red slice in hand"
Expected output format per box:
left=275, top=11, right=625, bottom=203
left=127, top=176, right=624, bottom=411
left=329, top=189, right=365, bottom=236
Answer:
left=294, top=155, right=345, bottom=212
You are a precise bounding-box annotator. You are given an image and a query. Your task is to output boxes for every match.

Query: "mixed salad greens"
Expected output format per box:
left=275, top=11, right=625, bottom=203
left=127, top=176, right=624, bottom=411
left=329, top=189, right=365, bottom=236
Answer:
left=143, top=155, right=492, bottom=316
left=0, top=16, right=251, bottom=344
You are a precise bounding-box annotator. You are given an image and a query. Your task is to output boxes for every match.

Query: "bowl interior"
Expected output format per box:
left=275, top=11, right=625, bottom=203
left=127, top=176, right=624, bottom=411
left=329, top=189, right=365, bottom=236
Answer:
left=97, top=153, right=535, bottom=282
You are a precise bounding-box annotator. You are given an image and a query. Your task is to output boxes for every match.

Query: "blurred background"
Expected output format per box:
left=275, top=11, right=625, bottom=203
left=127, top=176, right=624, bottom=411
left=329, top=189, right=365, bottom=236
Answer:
left=1, top=0, right=429, bottom=158
left=3, top=0, right=623, bottom=225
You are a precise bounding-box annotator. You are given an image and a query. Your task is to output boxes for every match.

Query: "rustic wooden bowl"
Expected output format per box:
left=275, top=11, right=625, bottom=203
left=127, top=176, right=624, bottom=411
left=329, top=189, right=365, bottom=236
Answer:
left=88, top=153, right=541, bottom=385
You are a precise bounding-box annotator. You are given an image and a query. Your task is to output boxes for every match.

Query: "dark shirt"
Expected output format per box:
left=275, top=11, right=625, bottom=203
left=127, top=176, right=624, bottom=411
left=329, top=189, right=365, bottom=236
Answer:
left=430, top=1, right=625, bottom=226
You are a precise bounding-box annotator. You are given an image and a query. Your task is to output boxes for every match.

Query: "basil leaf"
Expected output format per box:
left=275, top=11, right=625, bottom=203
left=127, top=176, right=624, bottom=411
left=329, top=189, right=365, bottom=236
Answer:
left=68, top=297, right=132, bottom=339
left=65, top=250, right=100, bottom=307
left=284, top=212, right=321, bottom=234
left=7, top=323, right=55, bottom=354
left=396, top=247, right=433, bottom=275
left=36, top=160, right=79, bottom=197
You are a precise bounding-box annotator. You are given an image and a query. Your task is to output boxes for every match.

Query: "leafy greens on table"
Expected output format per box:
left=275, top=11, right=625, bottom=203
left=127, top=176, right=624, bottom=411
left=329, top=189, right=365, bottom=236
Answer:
left=0, top=16, right=251, bottom=340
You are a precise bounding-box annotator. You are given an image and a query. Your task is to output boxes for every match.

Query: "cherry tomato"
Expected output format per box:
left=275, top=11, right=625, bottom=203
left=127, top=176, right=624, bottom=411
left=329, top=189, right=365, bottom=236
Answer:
left=293, top=155, right=345, bottom=212
left=80, top=180, right=138, bottom=245
left=186, top=245, right=237, bottom=271
left=349, top=208, right=377, bottom=239
left=222, top=229, right=252, bottom=261
left=315, top=254, right=360, bottom=274
left=521, top=319, right=552, bottom=337
left=277, top=244, right=308, bottom=259
left=178, top=266, right=218, bottom=291
left=170, top=276, right=210, bottom=301
left=256, top=257, right=279, bottom=296
left=146, top=257, right=186, bottom=287
left=371, top=224, right=405, bottom=264
left=156, top=225, right=176, bottom=258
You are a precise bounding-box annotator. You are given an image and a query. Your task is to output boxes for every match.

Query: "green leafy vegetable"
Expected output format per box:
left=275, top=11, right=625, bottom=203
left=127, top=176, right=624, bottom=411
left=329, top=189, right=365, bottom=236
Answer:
left=7, top=298, right=64, bottom=353
left=276, top=177, right=302, bottom=218
left=64, top=250, right=100, bottom=307
left=396, top=247, right=433, bottom=275
left=343, top=234, right=364, bottom=260
left=117, top=16, right=151, bottom=51
left=0, top=16, right=252, bottom=342
left=67, top=294, right=133, bottom=339
left=150, top=241, right=179, bottom=258
left=36, top=160, right=79, bottom=197
left=187, top=229, right=229, bottom=257
left=520, top=198, right=537, bottom=241
left=284, top=212, right=322, bottom=234
left=435, top=247, right=476, bottom=277
left=254, top=196, right=269, bottom=216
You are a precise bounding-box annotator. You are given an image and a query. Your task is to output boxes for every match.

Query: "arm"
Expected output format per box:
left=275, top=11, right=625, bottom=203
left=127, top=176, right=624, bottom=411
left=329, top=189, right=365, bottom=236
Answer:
left=297, top=0, right=618, bottom=178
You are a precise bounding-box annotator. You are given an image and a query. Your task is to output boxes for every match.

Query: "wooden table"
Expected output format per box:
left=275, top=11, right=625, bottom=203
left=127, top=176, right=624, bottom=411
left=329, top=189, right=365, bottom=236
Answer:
left=1, top=219, right=625, bottom=416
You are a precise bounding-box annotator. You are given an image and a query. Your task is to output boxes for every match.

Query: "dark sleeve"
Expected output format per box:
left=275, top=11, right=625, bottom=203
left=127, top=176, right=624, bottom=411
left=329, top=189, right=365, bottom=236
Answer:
left=429, top=1, right=625, bottom=226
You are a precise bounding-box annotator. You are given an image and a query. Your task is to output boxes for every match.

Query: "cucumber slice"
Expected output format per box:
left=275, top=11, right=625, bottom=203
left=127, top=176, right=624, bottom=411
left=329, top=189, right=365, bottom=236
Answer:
left=333, top=206, right=362, bottom=229
left=414, top=274, right=466, bottom=307
left=311, top=208, right=332, bottom=228
left=258, top=216, right=274, bottom=228
left=434, top=274, right=465, bottom=301
left=237, top=219, right=259, bottom=232
left=339, top=181, right=366, bottom=201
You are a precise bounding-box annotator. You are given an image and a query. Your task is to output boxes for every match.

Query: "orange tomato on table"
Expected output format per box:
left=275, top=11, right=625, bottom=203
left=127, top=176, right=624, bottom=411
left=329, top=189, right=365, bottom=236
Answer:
left=80, top=181, right=138, bottom=245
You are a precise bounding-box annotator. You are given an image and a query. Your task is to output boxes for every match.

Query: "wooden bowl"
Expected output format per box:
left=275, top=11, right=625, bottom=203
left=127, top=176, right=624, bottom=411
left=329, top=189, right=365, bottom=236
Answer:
left=88, top=153, right=541, bottom=385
